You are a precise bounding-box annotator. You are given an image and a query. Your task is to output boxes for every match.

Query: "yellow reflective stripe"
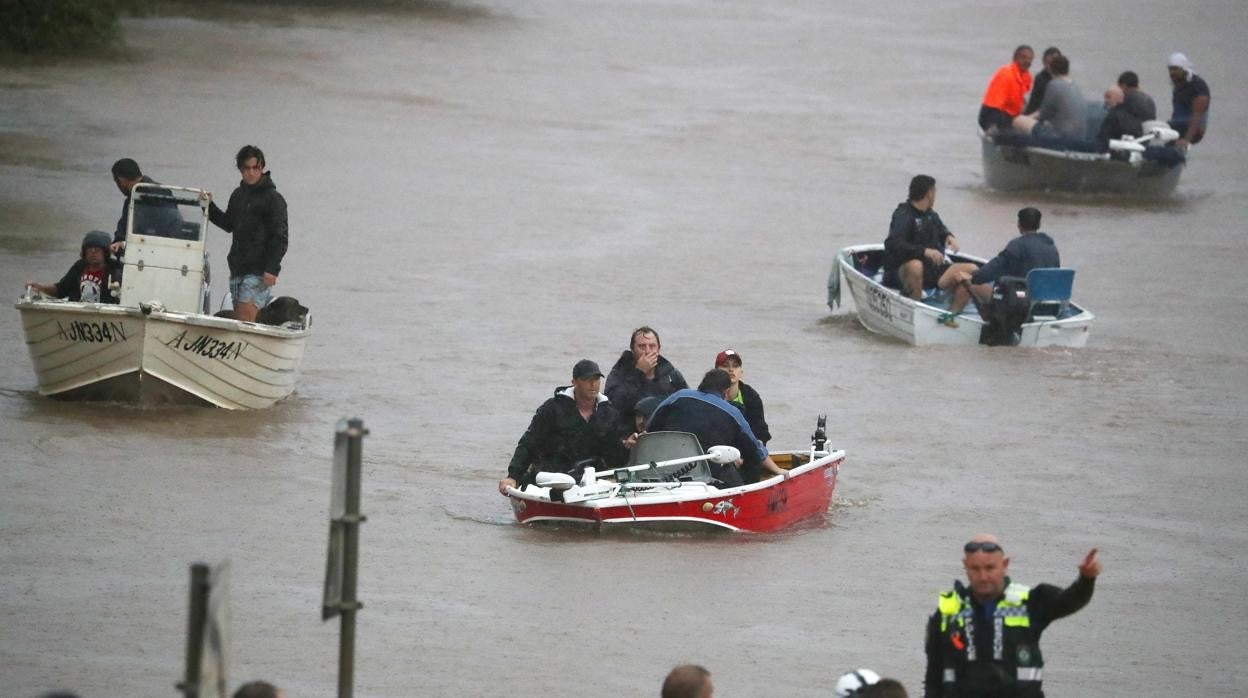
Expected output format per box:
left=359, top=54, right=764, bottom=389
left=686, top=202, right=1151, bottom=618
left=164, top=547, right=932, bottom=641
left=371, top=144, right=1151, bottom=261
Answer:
left=938, top=591, right=962, bottom=616
left=1003, top=615, right=1031, bottom=627
left=1004, top=583, right=1031, bottom=604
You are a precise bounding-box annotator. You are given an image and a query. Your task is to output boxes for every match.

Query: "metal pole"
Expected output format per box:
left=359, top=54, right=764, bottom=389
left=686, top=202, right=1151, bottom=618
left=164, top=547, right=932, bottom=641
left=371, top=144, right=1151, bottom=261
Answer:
left=178, top=563, right=210, bottom=697
left=338, top=418, right=365, bottom=698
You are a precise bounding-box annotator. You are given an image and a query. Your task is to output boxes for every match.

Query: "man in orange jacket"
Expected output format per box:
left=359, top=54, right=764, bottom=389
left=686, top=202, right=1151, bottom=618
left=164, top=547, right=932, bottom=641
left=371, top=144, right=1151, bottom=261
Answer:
left=978, top=46, right=1034, bottom=133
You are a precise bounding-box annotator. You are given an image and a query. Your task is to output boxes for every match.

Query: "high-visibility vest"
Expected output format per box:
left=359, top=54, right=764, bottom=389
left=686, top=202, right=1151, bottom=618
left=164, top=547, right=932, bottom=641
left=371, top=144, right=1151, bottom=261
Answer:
left=936, top=583, right=1044, bottom=696
left=981, top=63, right=1033, bottom=117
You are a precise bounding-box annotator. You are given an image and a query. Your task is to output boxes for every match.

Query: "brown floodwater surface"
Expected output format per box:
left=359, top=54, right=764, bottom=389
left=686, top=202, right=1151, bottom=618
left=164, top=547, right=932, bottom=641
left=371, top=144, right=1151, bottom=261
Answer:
left=2, top=1, right=1247, bottom=695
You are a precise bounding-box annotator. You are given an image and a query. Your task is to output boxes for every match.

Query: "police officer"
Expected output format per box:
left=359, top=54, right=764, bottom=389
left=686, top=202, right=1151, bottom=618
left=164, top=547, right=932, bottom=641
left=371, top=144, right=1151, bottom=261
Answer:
left=924, top=534, right=1101, bottom=697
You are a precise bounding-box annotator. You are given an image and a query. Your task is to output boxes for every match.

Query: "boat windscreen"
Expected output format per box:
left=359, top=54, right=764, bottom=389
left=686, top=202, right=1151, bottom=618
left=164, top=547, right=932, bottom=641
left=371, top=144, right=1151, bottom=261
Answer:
left=132, top=190, right=200, bottom=241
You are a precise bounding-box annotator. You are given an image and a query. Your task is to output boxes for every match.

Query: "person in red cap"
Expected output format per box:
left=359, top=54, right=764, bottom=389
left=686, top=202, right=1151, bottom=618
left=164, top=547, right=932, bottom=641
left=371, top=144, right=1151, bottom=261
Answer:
left=714, top=349, right=770, bottom=444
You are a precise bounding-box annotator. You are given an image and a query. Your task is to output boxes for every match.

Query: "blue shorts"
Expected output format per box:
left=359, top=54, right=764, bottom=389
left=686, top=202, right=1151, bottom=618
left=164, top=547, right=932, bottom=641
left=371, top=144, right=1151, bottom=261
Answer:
left=230, top=274, right=272, bottom=308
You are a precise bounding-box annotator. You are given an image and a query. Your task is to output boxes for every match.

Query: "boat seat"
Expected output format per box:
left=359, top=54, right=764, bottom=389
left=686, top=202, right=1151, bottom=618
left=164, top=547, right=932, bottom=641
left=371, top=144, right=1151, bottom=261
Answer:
left=1026, top=268, right=1075, bottom=320
left=627, top=431, right=714, bottom=483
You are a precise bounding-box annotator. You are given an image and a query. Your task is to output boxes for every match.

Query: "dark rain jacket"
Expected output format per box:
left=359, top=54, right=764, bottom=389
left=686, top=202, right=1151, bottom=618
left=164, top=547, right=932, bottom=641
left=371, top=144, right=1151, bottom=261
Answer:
left=1023, top=70, right=1054, bottom=115
left=506, top=387, right=628, bottom=483
left=208, top=173, right=289, bottom=278
left=604, top=351, right=688, bottom=428
left=728, top=381, right=771, bottom=444
left=924, top=575, right=1095, bottom=698
left=1096, top=104, right=1144, bottom=142
left=647, top=389, right=768, bottom=484
left=970, top=233, right=1060, bottom=286
left=883, top=202, right=952, bottom=288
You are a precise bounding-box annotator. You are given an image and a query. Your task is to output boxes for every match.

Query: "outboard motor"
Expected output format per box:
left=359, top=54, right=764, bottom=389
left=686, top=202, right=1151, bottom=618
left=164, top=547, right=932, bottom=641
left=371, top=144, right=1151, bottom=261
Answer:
left=811, top=414, right=828, bottom=453
left=979, top=276, right=1030, bottom=346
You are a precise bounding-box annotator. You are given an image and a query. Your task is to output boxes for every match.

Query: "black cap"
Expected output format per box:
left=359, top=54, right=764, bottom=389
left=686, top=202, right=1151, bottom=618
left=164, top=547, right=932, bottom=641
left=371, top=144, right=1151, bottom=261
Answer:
left=572, top=359, right=603, bottom=380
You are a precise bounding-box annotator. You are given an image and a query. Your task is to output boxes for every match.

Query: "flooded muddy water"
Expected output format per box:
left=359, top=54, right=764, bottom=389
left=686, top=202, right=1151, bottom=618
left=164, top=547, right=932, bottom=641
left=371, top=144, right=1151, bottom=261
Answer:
left=2, top=1, right=1247, bottom=695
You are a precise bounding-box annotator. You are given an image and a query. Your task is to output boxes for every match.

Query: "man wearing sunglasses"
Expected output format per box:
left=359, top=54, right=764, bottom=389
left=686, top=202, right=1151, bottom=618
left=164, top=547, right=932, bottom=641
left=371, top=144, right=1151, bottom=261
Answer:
left=924, top=534, right=1100, bottom=697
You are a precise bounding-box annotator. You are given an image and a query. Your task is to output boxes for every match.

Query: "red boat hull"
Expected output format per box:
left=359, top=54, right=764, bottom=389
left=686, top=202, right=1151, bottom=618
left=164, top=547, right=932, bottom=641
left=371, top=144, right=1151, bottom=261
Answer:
left=508, top=453, right=843, bottom=533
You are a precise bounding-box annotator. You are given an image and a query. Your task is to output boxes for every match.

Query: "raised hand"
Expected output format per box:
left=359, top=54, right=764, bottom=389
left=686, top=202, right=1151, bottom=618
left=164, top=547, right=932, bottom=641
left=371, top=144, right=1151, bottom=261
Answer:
left=1078, top=548, right=1101, bottom=579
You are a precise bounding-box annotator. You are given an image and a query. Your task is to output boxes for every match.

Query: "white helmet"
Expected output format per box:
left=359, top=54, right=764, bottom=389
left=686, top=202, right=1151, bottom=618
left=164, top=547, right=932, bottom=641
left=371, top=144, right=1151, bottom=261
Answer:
left=834, top=668, right=881, bottom=696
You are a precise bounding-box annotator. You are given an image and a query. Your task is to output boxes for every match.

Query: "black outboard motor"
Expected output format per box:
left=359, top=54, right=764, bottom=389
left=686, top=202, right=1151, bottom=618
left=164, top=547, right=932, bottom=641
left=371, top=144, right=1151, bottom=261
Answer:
left=979, top=276, right=1030, bottom=346
left=811, top=414, right=828, bottom=453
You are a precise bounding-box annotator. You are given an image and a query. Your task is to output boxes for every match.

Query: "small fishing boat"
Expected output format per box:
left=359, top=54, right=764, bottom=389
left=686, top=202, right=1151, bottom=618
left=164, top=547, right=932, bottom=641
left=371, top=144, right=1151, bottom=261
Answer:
left=981, top=119, right=1186, bottom=198
left=504, top=418, right=844, bottom=533
left=828, top=244, right=1094, bottom=347
left=15, top=183, right=310, bottom=409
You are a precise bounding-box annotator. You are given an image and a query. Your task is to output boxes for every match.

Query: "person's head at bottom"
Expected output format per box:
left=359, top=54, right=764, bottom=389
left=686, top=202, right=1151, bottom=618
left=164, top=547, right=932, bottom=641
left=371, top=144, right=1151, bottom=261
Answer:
left=233, top=680, right=285, bottom=698
left=835, top=668, right=881, bottom=697
left=662, top=664, right=713, bottom=698
left=861, top=678, right=908, bottom=698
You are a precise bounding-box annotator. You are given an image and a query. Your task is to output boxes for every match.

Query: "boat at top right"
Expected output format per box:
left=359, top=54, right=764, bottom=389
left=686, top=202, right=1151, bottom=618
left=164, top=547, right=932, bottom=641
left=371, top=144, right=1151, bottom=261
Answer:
left=981, top=117, right=1186, bottom=198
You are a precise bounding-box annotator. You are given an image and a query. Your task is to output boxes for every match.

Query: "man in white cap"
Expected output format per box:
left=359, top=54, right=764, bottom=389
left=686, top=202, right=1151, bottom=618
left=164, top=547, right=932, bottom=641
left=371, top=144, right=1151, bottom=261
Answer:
left=1167, top=52, right=1211, bottom=148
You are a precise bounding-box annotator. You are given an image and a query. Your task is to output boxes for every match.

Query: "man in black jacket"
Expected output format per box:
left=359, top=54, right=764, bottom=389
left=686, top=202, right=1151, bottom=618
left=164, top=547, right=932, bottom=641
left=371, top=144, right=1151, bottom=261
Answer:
left=1096, top=86, right=1144, bottom=143
left=605, top=326, right=688, bottom=430
left=884, top=175, right=977, bottom=315
left=207, top=145, right=289, bottom=322
left=924, top=535, right=1100, bottom=697
left=498, top=359, right=629, bottom=494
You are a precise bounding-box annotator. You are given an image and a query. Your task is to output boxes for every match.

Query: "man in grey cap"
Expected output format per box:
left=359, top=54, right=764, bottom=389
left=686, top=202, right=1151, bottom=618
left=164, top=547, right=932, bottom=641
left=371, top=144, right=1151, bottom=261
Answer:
left=499, top=359, right=630, bottom=494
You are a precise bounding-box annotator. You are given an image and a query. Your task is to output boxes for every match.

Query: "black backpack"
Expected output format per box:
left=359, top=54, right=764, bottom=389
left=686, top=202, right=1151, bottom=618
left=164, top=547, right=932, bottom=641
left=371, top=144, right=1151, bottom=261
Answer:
left=979, top=276, right=1030, bottom=346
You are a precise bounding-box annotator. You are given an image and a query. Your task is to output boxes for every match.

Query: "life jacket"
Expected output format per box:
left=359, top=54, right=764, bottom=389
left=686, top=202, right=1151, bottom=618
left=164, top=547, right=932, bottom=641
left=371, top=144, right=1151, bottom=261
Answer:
left=936, top=583, right=1044, bottom=697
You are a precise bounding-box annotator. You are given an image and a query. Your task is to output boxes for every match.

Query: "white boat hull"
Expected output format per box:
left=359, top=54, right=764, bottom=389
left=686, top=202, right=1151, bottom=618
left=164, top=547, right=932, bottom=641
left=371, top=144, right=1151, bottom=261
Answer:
left=833, top=245, right=1094, bottom=348
left=16, top=299, right=309, bottom=409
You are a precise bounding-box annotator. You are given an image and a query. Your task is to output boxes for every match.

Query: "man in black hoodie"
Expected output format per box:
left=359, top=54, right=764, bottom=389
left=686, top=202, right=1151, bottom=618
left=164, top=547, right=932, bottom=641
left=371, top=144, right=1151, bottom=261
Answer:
left=605, top=326, right=689, bottom=431
left=884, top=176, right=978, bottom=326
left=208, top=145, right=289, bottom=322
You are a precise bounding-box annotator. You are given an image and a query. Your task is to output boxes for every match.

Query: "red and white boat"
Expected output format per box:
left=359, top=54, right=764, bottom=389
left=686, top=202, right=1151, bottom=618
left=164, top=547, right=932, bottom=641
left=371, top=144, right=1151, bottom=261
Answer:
left=504, top=418, right=844, bottom=533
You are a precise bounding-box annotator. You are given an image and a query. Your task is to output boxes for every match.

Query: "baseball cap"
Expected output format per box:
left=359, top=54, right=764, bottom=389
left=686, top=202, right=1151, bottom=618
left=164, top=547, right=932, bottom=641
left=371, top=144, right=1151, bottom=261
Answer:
left=572, top=359, right=603, bottom=380
left=714, top=349, right=741, bottom=367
